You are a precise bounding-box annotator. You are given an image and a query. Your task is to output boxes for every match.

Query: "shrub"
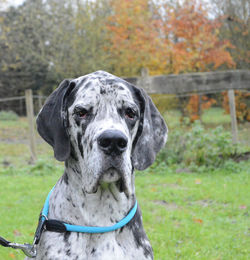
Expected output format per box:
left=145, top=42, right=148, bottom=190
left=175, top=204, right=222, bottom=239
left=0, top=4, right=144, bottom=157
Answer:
left=157, top=121, right=240, bottom=169
left=0, top=110, right=19, bottom=121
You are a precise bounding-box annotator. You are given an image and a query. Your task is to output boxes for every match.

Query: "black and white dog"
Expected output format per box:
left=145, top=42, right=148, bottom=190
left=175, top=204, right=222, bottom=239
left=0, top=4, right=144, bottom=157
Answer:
left=28, top=71, right=167, bottom=260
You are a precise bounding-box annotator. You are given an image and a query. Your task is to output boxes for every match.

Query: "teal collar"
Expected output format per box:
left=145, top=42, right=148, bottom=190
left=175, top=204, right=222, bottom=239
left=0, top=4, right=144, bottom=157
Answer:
left=41, top=187, right=138, bottom=234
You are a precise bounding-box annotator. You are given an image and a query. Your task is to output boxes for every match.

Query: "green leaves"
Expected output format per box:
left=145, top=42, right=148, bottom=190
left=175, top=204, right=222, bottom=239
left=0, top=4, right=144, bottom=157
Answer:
left=158, top=121, right=240, bottom=170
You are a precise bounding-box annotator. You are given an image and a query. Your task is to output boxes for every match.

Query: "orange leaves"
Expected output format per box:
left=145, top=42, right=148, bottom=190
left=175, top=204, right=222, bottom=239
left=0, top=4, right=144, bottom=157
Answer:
left=162, top=0, right=235, bottom=73
left=193, top=218, right=203, bottom=224
left=186, top=94, right=216, bottom=122
left=106, top=0, right=160, bottom=76
left=9, top=253, right=16, bottom=259
left=222, top=91, right=250, bottom=122
left=105, top=0, right=234, bottom=76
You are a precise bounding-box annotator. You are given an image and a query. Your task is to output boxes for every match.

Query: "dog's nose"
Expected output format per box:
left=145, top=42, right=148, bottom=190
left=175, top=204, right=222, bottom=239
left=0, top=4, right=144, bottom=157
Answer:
left=98, top=130, right=128, bottom=155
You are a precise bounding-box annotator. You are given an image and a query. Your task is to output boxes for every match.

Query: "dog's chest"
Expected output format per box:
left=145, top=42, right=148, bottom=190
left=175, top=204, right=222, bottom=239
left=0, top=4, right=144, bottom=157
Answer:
left=35, top=229, right=150, bottom=260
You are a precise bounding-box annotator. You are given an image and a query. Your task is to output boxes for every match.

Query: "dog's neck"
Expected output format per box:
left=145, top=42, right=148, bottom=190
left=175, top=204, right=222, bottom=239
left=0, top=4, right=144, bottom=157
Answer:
left=49, top=157, right=136, bottom=227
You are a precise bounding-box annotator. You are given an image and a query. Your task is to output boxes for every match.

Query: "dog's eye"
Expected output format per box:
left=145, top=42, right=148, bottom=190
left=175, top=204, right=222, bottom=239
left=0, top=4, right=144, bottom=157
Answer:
left=75, top=108, right=88, bottom=118
left=125, top=108, right=137, bottom=120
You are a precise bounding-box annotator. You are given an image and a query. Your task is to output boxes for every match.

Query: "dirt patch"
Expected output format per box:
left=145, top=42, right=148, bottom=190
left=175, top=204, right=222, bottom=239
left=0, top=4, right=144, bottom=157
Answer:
left=150, top=183, right=188, bottom=190
left=189, top=200, right=229, bottom=208
left=153, top=200, right=179, bottom=210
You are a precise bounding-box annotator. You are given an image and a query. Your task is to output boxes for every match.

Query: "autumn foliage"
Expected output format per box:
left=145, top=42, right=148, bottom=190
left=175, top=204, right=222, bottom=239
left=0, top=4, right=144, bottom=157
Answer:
left=186, top=95, right=217, bottom=123
left=105, top=0, right=236, bottom=122
left=106, top=0, right=163, bottom=76
left=222, top=91, right=250, bottom=122
left=106, top=0, right=235, bottom=76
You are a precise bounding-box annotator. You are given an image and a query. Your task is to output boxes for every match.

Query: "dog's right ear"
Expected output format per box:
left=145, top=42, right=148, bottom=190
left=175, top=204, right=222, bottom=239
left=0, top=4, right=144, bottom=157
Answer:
left=36, top=79, right=76, bottom=161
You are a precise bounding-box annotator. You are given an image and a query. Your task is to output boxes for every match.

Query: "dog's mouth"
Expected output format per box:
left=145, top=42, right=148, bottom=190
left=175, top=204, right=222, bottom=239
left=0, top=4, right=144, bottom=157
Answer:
left=99, top=167, right=121, bottom=183
left=86, top=166, right=131, bottom=197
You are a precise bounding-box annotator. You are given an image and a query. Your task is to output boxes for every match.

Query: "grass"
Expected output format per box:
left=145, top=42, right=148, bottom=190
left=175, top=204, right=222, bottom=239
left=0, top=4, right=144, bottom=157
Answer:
left=0, top=112, right=249, bottom=259
left=164, top=107, right=250, bottom=145
left=0, top=160, right=249, bottom=259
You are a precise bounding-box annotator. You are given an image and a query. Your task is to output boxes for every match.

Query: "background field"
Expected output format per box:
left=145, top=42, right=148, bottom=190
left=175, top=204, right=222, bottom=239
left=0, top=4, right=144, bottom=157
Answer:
left=0, top=109, right=249, bottom=260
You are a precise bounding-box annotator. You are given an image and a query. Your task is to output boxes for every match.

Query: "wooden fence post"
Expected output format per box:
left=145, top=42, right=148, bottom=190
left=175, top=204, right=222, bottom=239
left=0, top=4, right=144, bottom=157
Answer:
left=38, top=91, right=43, bottom=111
left=138, top=68, right=151, bottom=92
left=228, top=89, right=238, bottom=144
left=25, top=89, right=37, bottom=163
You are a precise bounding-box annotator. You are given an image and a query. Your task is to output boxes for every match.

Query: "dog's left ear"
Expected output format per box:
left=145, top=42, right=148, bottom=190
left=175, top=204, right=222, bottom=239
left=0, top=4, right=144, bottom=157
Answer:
left=36, top=79, right=76, bottom=161
left=131, top=87, right=168, bottom=170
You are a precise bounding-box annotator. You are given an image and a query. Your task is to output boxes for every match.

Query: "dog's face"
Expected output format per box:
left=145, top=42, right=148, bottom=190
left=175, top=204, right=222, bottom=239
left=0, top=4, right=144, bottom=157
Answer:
left=37, top=71, right=167, bottom=196
left=67, top=72, right=141, bottom=195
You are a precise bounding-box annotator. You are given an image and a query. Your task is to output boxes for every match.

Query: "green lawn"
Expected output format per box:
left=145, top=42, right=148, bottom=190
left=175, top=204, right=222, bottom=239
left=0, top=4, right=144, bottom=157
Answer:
left=0, top=160, right=249, bottom=259
left=0, top=114, right=249, bottom=259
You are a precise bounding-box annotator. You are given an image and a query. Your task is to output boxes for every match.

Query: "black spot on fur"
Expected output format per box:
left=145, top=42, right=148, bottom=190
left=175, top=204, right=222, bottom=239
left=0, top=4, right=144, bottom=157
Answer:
left=70, top=144, right=78, bottom=161
left=66, top=249, right=71, bottom=256
left=63, top=172, right=69, bottom=185
left=84, top=82, right=92, bottom=90
left=91, top=248, right=96, bottom=254
left=119, top=226, right=124, bottom=233
left=127, top=205, right=153, bottom=258
left=63, top=232, right=71, bottom=246
left=79, top=77, right=87, bottom=86
left=89, top=141, right=93, bottom=150
left=77, top=132, right=84, bottom=157
left=100, top=87, right=106, bottom=94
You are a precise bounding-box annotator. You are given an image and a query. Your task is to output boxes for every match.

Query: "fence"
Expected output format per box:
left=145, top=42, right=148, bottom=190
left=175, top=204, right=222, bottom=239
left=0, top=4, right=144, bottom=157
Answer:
left=125, top=69, right=250, bottom=144
left=0, top=90, right=46, bottom=163
left=0, top=93, right=46, bottom=116
left=0, top=69, right=249, bottom=162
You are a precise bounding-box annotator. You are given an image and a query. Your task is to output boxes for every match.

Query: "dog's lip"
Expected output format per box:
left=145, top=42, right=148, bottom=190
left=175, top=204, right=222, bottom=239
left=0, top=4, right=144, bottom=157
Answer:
left=99, top=167, right=121, bottom=183
left=98, top=167, right=130, bottom=196
left=85, top=167, right=131, bottom=197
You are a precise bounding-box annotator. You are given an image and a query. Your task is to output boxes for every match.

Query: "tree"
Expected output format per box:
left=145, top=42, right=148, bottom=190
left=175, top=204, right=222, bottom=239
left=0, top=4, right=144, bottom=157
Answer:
left=0, top=0, right=54, bottom=98
left=106, top=0, right=164, bottom=76
left=210, top=0, right=249, bottom=69
left=0, top=0, right=111, bottom=100
left=49, top=0, right=111, bottom=78
left=159, top=0, right=235, bottom=74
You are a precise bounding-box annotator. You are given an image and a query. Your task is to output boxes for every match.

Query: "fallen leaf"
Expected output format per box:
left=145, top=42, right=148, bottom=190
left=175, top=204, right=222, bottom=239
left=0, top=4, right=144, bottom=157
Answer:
left=13, top=230, right=22, bottom=237
left=151, top=188, right=156, bottom=192
left=193, top=218, right=203, bottom=224
left=9, top=253, right=16, bottom=259
left=195, top=179, right=202, bottom=184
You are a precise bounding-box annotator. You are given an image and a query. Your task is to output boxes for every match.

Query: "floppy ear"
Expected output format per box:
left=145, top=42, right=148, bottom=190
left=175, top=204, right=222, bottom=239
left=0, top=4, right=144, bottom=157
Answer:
left=36, top=79, right=76, bottom=161
left=132, top=87, right=168, bottom=170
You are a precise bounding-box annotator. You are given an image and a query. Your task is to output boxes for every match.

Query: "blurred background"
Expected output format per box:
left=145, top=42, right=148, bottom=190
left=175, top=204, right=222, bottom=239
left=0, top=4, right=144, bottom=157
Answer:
left=0, top=0, right=249, bottom=259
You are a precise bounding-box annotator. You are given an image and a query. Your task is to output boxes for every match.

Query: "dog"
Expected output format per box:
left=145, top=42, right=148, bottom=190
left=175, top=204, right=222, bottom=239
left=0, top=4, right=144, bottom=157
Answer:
left=28, top=71, right=167, bottom=260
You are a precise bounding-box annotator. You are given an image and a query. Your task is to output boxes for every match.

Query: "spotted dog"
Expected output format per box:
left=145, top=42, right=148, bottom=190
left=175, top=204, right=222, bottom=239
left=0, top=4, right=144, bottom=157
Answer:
left=28, top=71, right=167, bottom=260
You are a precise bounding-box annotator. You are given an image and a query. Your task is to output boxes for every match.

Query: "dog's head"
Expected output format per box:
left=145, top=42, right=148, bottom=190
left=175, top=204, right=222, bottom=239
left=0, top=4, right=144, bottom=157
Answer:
left=37, top=71, right=167, bottom=196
